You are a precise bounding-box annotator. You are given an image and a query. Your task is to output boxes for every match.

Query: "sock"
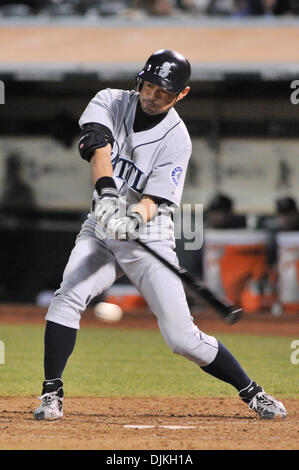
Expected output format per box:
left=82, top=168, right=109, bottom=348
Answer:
left=239, top=381, right=263, bottom=404
left=42, top=378, right=64, bottom=396
left=201, top=341, right=253, bottom=392
left=44, top=320, right=77, bottom=380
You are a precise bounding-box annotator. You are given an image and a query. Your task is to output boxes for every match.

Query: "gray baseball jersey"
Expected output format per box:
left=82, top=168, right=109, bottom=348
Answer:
left=79, top=88, right=191, bottom=206
left=46, top=87, right=219, bottom=368
left=79, top=89, right=192, bottom=242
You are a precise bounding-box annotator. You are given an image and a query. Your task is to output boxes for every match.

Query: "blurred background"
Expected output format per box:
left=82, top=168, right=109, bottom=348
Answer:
left=0, top=0, right=299, bottom=317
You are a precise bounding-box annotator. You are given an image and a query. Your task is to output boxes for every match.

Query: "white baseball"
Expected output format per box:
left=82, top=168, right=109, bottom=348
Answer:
left=94, top=302, right=123, bottom=322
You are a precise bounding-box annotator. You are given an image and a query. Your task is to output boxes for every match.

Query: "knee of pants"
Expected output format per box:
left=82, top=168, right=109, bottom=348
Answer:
left=167, top=330, right=219, bottom=367
left=45, top=290, right=86, bottom=330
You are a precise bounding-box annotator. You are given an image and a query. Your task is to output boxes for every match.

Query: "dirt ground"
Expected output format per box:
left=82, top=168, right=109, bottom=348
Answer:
left=0, top=304, right=298, bottom=451
left=0, top=397, right=298, bottom=451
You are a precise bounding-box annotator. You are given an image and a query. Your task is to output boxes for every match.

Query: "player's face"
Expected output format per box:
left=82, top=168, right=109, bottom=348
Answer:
left=139, top=81, right=190, bottom=115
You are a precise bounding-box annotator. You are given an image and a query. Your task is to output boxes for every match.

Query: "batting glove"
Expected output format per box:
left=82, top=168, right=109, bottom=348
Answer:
left=94, top=187, right=119, bottom=226
left=94, top=176, right=119, bottom=226
left=106, top=211, right=144, bottom=240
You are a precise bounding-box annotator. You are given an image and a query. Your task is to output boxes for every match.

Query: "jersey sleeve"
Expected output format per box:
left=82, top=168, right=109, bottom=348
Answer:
left=78, top=89, right=115, bottom=132
left=143, top=145, right=192, bottom=207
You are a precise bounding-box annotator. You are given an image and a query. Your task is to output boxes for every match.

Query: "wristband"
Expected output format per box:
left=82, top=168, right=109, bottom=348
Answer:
left=95, top=176, right=117, bottom=197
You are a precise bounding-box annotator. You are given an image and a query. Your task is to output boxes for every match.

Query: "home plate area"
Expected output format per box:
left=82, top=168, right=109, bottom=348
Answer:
left=124, top=425, right=197, bottom=429
left=0, top=396, right=297, bottom=451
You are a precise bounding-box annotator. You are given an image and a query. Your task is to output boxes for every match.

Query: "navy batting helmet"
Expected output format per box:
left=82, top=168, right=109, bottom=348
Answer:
left=136, top=49, right=191, bottom=94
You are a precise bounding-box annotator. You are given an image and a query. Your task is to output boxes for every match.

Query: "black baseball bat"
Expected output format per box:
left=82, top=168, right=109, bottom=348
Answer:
left=135, top=238, right=242, bottom=325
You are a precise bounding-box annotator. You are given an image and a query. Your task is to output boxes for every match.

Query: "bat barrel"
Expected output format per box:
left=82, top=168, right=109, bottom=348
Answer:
left=224, top=307, right=243, bottom=325
left=190, top=283, right=243, bottom=324
left=135, top=238, right=242, bottom=325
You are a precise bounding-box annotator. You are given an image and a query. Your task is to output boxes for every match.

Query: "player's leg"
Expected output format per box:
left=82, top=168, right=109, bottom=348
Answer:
left=142, top=259, right=286, bottom=419
left=114, top=239, right=286, bottom=420
left=34, top=230, right=123, bottom=421
left=113, top=239, right=227, bottom=365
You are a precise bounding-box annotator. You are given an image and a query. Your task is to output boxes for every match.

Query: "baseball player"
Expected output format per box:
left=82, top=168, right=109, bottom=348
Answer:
left=34, top=50, right=286, bottom=421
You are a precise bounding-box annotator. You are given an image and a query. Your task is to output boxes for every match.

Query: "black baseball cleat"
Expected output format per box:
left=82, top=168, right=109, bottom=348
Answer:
left=34, top=379, right=64, bottom=421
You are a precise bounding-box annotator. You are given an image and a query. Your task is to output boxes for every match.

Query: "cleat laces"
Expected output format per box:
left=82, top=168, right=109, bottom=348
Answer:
left=38, top=391, right=62, bottom=410
left=249, top=392, right=286, bottom=419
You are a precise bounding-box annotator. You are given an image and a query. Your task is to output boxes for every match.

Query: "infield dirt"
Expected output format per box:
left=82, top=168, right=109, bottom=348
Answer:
left=0, top=305, right=298, bottom=451
left=0, top=396, right=298, bottom=451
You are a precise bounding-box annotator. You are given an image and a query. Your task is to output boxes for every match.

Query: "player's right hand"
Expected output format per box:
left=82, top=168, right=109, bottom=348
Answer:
left=105, top=211, right=144, bottom=240
left=94, top=187, right=119, bottom=226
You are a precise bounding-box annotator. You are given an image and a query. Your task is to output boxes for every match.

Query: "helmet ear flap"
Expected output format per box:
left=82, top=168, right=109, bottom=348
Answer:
left=135, top=77, right=143, bottom=92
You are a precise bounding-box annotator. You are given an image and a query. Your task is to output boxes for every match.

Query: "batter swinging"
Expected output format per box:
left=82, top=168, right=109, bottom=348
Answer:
left=34, top=50, right=286, bottom=421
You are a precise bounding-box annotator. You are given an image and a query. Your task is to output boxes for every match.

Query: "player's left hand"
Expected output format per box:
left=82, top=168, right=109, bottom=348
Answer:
left=105, top=212, right=144, bottom=240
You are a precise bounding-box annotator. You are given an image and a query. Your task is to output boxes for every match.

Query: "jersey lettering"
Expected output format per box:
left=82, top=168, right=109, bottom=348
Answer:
left=112, top=155, right=147, bottom=194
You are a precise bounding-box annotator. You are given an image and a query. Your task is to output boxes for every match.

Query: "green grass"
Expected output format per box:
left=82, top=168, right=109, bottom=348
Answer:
left=0, top=324, right=298, bottom=398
